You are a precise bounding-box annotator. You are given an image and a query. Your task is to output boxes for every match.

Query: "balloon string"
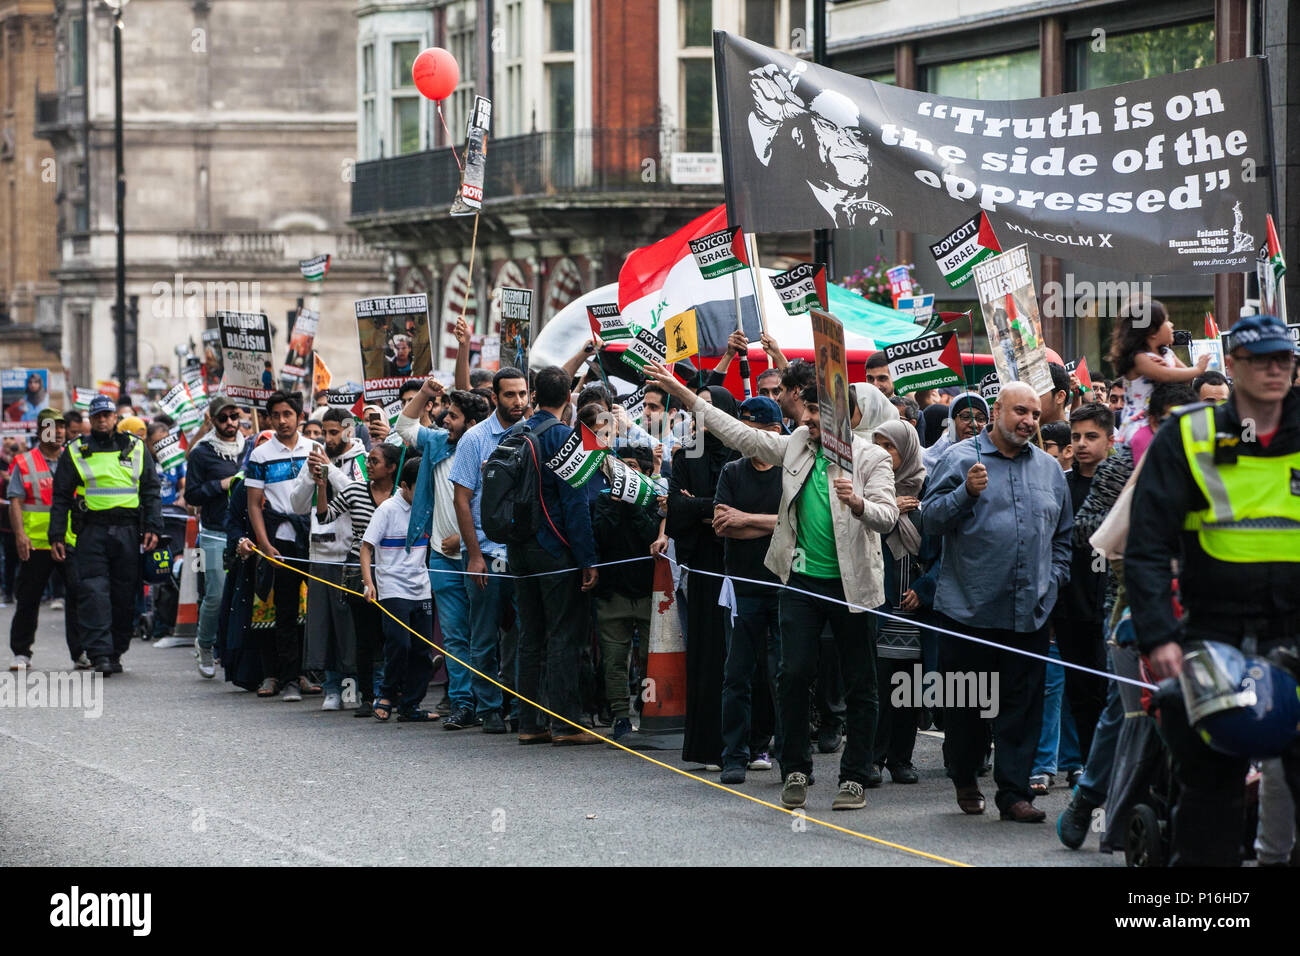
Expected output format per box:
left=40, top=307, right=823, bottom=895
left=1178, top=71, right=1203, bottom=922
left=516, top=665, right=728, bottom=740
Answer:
left=437, top=103, right=463, bottom=171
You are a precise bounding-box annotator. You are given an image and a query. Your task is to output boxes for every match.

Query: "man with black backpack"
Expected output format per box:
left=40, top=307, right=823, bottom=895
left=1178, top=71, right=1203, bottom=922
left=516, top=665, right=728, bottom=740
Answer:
left=450, top=366, right=530, bottom=733
left=487, top=365, right=600, bottom=745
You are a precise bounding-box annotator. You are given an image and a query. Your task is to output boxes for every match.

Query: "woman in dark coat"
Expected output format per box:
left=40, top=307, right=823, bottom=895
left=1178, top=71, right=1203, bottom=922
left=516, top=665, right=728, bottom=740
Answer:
left=667, top=385, right=739, bottom=767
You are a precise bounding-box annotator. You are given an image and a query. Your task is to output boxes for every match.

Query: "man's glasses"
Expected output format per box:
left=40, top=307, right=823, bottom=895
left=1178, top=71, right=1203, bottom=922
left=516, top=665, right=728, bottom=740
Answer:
left=1234, top=351, right=1296, bottom=371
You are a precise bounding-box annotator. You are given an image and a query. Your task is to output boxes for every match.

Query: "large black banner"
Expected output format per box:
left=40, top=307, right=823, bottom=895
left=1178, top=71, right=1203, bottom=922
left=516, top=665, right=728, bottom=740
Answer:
left=714, top=32, right=1273, bottom=275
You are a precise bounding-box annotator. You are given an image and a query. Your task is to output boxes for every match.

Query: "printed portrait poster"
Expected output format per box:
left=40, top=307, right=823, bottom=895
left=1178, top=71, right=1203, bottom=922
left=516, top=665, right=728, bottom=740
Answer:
left=201, top=326, right=224, bottom=386
left=216, top=311, right=275, bottom=403
left=281, top=307, right=319, bottom=379
left=971, top=244, right=1052, bottom=397
left=809, top=310, right=853, bottom=472
left=2, top=368, right=49, bottom=438
left=498, top=287, right=533, bottom=378
left=354, top=294, right=432, bottom=423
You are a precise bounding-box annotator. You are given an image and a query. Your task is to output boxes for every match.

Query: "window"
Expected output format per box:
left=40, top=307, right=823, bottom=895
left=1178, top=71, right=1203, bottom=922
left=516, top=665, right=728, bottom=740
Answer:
left=744, top=1, right=776, bottom=47
left=390, top=41, right=422, bottom=155
left=1071, top=20, right=1214, bottom=91
left=866, top=71, right=896, bottom=86
left=69, top=18, right=86, bottom=88
left=925, top=48, right=1040, bottom=100
left=682, top=59, right=713, bottom=152
left=73, top=202, right=88, bottom=233
left=446, top=5, right=477, bottom=144
left=788, top=0, right=805, bottom=48
left=503, top=0, right=525, bottom=135
left=681, top=0, right=711, bottom=48
left=547, top=63, right=574, bottom=130
left=547, top=1, right=574, bottom=53
left=360, top=44, right=377, bottom=158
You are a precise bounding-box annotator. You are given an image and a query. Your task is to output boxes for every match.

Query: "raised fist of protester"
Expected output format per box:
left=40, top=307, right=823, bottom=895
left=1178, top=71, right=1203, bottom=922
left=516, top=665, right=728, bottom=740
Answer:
left=965, top=462, right=989, bottom=498
left=832, top=476, right=864, bottom=516
left=420, top=375, right=444, bottom=399
left=642, top=361, right=695, bottom=408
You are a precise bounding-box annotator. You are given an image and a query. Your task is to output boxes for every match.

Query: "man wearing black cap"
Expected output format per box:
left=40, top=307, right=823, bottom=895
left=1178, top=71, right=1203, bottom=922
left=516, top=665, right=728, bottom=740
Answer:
left=8, top=408, right=83, bottom=670
left=48, top=394, right=162, bottom=675
left=1128, top=313, right=1300, bottom=866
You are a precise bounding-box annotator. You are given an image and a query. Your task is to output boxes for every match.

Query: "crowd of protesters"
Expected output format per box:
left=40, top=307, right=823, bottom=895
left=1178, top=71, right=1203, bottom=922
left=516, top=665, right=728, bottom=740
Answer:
left=6, top=298, right=1300, bottom=867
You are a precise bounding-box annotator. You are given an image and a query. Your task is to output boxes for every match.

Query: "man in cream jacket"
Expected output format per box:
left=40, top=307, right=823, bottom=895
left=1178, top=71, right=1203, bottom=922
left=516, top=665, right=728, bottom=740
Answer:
left=645, top=362, right=898, bottom=812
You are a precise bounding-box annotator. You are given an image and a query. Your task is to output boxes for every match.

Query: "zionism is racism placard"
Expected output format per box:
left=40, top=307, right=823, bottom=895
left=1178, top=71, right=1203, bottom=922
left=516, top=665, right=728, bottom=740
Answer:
left=713, top=32, right=1272, bottom=274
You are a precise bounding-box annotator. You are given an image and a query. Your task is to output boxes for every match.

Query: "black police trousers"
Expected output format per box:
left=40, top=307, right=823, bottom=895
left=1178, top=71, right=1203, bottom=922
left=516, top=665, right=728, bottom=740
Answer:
left=75, top=523, right=141, bottom=662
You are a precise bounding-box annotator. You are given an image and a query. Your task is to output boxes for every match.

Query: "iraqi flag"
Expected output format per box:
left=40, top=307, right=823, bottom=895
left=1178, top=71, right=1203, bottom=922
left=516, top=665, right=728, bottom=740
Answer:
left=617, top=205, right=761, bottom=356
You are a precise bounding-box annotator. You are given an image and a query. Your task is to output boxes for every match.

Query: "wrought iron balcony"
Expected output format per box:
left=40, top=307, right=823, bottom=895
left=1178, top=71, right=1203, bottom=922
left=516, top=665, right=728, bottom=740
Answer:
left=351, top=127, right=721, bottom=218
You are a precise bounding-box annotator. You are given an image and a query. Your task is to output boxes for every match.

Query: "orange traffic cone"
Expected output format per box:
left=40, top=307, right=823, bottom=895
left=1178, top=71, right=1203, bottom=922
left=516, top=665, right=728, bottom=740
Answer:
left=625, top=556, right=686, bottom=750
left=171, top=516, right=200, bottom=640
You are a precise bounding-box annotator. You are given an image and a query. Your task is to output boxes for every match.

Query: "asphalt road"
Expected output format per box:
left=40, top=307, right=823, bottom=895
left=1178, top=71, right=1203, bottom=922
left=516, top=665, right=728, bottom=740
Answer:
left=1, top=604, right=1122, bottom=867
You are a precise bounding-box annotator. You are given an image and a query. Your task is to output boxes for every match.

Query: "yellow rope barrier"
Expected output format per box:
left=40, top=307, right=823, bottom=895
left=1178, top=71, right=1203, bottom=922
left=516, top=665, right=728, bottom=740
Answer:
left=252, top=546, right=970, bottom=867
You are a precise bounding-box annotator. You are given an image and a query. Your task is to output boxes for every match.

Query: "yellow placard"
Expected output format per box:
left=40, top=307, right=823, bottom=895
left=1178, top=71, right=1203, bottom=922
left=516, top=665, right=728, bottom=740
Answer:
left=663, top=309, right=699, bottom=363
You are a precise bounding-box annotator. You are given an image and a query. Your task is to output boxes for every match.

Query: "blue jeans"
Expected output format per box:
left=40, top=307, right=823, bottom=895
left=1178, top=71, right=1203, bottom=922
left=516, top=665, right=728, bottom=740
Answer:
left=463, top=552, right=514, bottom=719
left=720, top=592, right=782, bottom=771
left=1077, top=645, right=1122, bottom=804
left=1034, top=640, right=1083, bottom=776
left=430, top=552, right=472, bottom=711
left=197, top=531, right=227, bottom=649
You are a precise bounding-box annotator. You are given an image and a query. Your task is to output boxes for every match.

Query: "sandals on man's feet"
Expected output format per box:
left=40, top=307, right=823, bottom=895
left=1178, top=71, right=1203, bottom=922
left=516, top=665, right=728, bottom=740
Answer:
left=372, top=697, right=394, bottom=721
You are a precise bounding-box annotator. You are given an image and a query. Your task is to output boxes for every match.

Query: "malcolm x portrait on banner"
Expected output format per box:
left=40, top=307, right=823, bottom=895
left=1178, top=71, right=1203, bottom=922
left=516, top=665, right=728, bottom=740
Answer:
left=747, top=63, right=893, bottom=228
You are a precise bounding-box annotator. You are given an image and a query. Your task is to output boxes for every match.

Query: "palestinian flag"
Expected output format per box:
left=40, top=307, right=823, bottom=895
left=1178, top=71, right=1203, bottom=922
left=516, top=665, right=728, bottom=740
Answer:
left=545, top=423, right=607, bottom=489
left=607, top=457, right=656, bottom=507
left=587, top=302, right=632, bottom=341
left=617, top=205, right=760, bottom=355
left=770, top=263, right=828, bottom=316
left=73, top=387, right=95, bottom=411
left=881, top=331, right=964, bottom=393
left=929, top=212, right=1000, bottom=288
left=1260, top=214, right=1287, bottom=317
left=300, top=254, right=331, bottom=282
left=920, top=310, right=966, bottom=337
left=1204, top=311, right=1220, bottom=339
left=1064, top=356, right=1093, bottom=391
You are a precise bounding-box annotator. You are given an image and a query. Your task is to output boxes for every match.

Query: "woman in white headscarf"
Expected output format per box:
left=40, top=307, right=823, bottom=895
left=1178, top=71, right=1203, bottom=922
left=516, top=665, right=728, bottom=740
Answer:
left=921, top=392, right=989, bottom=472
left=850, top=381, right=898, bottom=438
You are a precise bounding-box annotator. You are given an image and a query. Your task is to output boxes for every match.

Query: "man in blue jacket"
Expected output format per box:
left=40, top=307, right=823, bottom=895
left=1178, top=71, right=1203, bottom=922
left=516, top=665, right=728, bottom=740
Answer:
left=511, top=365, right=600, bottom=746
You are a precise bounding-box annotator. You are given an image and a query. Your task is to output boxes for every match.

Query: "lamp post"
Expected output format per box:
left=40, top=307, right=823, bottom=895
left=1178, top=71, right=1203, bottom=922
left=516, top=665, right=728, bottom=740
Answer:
left=104, top=0, right=130, bottom=402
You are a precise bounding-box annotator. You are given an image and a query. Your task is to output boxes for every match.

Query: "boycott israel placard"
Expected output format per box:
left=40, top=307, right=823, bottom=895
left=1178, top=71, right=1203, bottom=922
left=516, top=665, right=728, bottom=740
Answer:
left=159, top=382, right=202, bottom=437
left=153, top=428, right=187, bottom=471
left=619, top=326, right=668, bottom=375
left=882, top=332, right=964, bottom=393
left=299, top=254, right=331, bottom=282
left=770, top=262, right=828, bottom=315
left=281, top=307, right=319, bottom=379
left=714, top=33, right=1272, bottom=274
left=499, top=287, right=532, bottom=377
left=545, top=424, right=607, bottom=488
left=587, top=302, right=631, bottom=341
left=930, top=212, right=1000, bottom=287
left=355, top=294, right=432, bottom=423
left=451, top=96, right=492, bottom=215
left=810, top=310, right=853, bottom=472
left=216, top=312, right=274, bottom=403
left=619, top=385, right=647, bottom=423
left=971, top=244, right=1052, bottom=396
left=979, top=370, right=1001, bottom=404
left=181, top=364, right=208, bottom=414
left=687, top=226, right=749, bottom=280
left=607, top=456, right=656, bottom=506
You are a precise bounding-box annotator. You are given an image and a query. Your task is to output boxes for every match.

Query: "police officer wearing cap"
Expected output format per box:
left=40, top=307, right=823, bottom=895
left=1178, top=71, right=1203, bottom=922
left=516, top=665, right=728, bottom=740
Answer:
left=48, top=394, right=162, bottom=675
left=7, top=407, right=82, bottom=669
left=1127, top=313, right=1300, bottom=866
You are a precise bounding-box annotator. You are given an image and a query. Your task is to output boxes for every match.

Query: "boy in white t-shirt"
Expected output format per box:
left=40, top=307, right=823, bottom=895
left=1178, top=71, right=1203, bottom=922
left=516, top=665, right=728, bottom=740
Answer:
left=361, top=456, right=440, bottom=721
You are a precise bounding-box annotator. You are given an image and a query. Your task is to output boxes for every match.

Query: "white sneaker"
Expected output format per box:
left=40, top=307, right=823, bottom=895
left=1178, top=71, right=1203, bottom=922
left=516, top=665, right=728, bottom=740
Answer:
left=196, top=645, right=216, bottom=679
left=48, top=598, right=65, bottom=611
left=321, top=692, right=342, bottom=711
left=74, top=652, right=92, bottom=670
left=9, top=654, right=30, bottom=671
left=748, top=752, right=773, bottom=771
left=153, top=636, right=191, bottom=649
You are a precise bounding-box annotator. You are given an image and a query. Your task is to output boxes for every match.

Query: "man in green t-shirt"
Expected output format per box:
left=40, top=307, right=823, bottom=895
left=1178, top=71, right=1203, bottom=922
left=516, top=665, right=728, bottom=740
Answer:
left=645, top=366, right=898, bottom=812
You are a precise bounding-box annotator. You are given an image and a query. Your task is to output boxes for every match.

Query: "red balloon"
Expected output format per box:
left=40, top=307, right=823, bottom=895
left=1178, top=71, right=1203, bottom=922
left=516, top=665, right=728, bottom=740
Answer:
left=412, top=47, right=459, bottom=102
